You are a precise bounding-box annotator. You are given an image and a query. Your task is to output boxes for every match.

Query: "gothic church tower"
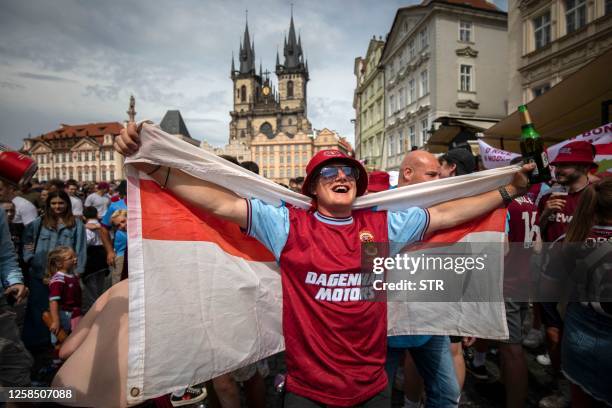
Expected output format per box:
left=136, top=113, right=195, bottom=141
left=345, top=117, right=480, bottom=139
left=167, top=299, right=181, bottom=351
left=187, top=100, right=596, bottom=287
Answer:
left=229, top=13, right=311, bottom=145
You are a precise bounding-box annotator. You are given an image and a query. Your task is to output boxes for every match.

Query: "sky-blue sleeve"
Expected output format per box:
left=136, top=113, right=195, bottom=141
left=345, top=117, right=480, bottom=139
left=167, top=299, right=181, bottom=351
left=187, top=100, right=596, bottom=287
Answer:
left=387, top=207, right=430, bottom=244
left=246, top=198, right=290, bottom=261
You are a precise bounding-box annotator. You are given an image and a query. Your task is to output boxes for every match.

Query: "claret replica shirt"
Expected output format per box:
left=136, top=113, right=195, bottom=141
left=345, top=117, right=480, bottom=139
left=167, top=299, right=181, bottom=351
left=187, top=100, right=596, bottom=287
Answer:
left=537, top=184, right=587, bottom=242
left=246, top=198, right=429, bottom=406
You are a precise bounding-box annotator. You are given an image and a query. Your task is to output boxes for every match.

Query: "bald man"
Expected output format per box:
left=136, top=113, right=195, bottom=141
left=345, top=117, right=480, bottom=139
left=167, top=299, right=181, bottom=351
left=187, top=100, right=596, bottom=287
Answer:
left=398, top=150, right=441, bottom=186
left=388, top=150, right=460, bottom=408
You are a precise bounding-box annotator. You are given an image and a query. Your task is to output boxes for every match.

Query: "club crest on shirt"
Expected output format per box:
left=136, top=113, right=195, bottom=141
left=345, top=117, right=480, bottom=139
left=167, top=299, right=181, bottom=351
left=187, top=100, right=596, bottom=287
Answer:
left=359, top=230, right=374, bottom=243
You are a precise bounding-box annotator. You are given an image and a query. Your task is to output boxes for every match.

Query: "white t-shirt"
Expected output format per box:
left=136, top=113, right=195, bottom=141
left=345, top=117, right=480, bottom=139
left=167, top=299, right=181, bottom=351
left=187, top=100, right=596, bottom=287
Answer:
left=85, top=219, right=103, bottom=246
left=12, top=196, right=38, bottom=225
left=84, top=193, right=110, bottom=219
left=70, top=195, right=84, bottom=216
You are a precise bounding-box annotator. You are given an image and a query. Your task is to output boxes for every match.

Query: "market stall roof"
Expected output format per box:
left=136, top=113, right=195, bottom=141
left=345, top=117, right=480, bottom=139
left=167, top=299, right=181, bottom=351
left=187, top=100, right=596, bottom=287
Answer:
left=424, top=117, right=498, bottom=153
left=482, top=48, right=612, bottom=153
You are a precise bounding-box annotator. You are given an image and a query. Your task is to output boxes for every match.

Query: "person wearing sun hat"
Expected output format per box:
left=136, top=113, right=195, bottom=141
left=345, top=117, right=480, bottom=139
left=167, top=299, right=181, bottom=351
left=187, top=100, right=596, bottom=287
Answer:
left=367, top=171, right=390, bottom=194
left=115, top=121, right=535, bottom=406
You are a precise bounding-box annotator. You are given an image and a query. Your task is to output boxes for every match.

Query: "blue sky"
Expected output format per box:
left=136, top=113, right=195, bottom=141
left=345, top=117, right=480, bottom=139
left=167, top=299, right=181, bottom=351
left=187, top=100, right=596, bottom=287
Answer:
left=0, top=0, right=507, bottom=150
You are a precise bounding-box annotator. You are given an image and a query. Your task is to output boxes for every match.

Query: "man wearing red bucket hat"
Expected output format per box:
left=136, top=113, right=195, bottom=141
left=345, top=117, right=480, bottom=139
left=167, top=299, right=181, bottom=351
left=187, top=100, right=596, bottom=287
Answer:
left=540, top=140, right=597, bottom=239
left=115, top=124, right=534, bottom=407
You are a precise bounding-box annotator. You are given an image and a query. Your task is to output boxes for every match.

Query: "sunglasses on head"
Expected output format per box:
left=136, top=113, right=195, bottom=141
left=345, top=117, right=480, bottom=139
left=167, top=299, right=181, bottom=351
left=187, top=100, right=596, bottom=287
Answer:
left=318, top=165, right=359, bottom=182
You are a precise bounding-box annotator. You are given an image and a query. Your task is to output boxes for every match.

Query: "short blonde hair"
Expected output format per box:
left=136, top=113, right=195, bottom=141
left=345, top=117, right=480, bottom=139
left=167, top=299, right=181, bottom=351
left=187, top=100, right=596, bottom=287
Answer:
left=111, top=209, right=127, bottom=220
left=45, top=246, right=76, bottom=283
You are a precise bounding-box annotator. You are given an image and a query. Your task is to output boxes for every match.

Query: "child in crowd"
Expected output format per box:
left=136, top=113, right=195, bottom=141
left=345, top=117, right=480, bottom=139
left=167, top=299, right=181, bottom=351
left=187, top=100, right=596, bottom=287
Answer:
left=111, top=210, right=128, bottom=285
left=46, top=246, right=82, bottom=347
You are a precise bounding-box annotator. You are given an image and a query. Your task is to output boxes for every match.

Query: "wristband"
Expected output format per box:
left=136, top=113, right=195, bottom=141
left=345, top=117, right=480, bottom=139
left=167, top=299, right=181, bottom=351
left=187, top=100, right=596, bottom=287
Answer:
left=498, top=186, right=513, bottom=206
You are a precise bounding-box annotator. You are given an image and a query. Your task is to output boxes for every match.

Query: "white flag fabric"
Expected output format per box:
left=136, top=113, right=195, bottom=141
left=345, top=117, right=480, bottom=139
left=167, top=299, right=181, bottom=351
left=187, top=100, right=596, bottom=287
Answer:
left=478, top=140, right=521, bottom=169
left=124, top=123, right=518, bottom=403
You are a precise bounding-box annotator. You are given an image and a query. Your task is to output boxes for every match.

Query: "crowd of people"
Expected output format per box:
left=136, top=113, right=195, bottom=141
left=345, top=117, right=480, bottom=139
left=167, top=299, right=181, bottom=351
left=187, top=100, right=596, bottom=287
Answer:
left=0, top=129, right=610, bottom=408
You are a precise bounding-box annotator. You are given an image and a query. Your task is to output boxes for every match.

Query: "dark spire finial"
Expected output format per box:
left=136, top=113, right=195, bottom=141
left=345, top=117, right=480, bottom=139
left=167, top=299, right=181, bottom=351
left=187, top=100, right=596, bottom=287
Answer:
left=239, top=14, right=255, bottom=74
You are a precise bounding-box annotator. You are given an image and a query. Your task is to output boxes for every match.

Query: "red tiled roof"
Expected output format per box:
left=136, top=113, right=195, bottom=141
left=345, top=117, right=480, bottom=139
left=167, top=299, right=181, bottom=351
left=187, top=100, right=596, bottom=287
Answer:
left=33, top=122, right=123, bottom=141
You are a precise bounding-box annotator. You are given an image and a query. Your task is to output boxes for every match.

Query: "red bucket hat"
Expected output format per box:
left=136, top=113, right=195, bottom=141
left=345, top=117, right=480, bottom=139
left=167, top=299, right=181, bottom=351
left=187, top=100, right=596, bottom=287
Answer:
left=551, top=141, right=597, bottom=168
left=367, top=171, right=390, bottom=193
left=302, top=149, right=368, bottom=198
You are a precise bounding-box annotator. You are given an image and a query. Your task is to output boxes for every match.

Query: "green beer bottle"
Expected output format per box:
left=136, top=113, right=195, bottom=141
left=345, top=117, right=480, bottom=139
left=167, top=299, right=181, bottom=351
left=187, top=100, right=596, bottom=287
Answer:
left=518, top=105, right=551, bottom=184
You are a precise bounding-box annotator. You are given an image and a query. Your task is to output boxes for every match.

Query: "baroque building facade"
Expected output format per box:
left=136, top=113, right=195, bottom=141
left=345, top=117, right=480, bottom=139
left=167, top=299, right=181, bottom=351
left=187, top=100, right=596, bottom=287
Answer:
left=506, top=0, right=612, bottom=112
left=22, top=122, right=125, bottom=182
left=381, top=0, right=509, bottom=169
left=354, top=37, right=386, bottom=171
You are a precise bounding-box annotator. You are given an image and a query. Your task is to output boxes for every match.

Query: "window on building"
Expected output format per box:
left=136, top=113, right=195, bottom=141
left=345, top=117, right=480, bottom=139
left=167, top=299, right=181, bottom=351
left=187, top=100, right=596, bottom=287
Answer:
left=260, top=122, right=274, bottom=138
left=532, top=83, right=551, bottom=98
left=459, top=21, right=473, bottom=42
left=110, top=170, right=114, bottom=181
left=287, top=80, right=294, bottom=98
left=420, top=28, right=428, bottom=49
left=101, top=150, right=105, bottom=161
left=399, top=87, right=406, bottom=109
left=460, top=65, right=473, bottom=91
left=389, top=95, right=395, bottom=115
left=409, top=125, right=416, bottom=148
left=388, top=134, right=395, bottom=156
left=409, top=40, right=415, bottom=60
left=363, top=110, right=368, bottom=128
left=421, top=118, right=429, bottom=142
left=409, top=79, right=416, bottom=104
left=533, top=12, right=551, bottom=49
left=565, top=0, right=586, bottom=34
left=110, top=150, right=114, bottom=160
left=241, top=85, right=247, bottom=102
left=420, top=70, right=429, bottom=97
left=398, top=130, right=405, bottom=154
left=280, top=169, right=285, bottom=178
left=263, top=169, right=268, bottom=178
left=369, top=107, right=374, bottom=126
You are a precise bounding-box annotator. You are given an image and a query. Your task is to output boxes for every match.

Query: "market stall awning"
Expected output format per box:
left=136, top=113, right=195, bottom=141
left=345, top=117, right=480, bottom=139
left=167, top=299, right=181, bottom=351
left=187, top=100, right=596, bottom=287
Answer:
left=425, top=118, right=499, bottom=153
left=424, top=125, right=462, bottom=153
left=482, top=48, right=612, bottom=153
left=456, top=119, right=497, bottom=131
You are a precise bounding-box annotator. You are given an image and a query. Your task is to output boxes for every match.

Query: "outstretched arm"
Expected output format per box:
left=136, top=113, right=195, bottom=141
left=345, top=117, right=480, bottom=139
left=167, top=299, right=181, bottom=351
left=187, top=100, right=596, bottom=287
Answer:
left=114, top=123, right=248, bottom=228
left=426, top=164, right=533, bottom=235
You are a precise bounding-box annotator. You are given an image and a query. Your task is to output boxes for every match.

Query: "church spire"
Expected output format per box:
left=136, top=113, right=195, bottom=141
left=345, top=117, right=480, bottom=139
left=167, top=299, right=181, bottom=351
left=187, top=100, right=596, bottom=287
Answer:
left=239, top=14, right=255, bottom=74
left=281, top=9, right=307, bottom=74
left=231, top=52, right=236, bottom=78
